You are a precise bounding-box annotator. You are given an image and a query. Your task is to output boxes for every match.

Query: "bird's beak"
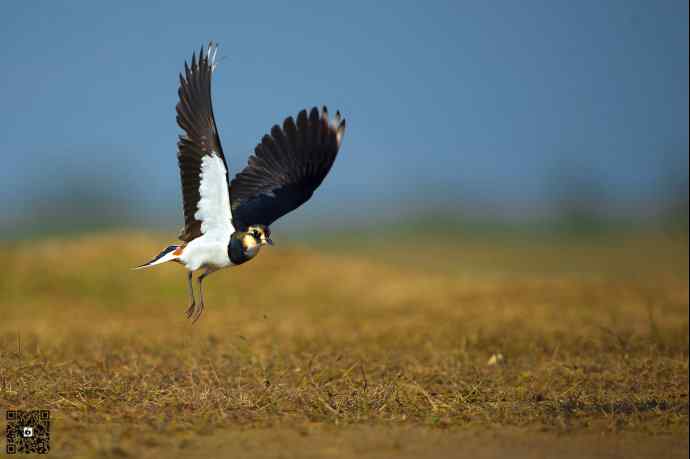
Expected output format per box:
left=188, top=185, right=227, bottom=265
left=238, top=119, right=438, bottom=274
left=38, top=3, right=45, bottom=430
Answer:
left=266, top=237, right=274, bottom=246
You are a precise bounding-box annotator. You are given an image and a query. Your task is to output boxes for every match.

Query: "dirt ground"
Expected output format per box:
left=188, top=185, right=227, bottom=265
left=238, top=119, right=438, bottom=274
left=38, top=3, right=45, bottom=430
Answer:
left=1, top=232, right=688, bottom=458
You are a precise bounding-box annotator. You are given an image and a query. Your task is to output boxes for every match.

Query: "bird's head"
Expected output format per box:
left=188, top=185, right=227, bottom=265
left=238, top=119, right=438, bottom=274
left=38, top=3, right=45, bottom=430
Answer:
left=246, top=224, right=273, bottom=247
left=228, top=225, right=273, bottom=264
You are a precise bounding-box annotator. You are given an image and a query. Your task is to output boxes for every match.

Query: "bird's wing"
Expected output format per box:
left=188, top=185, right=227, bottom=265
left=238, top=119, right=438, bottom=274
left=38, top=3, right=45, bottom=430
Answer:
left=176, top=42, right=234, bottom=242
left=229, top=107, right=345, bottom=230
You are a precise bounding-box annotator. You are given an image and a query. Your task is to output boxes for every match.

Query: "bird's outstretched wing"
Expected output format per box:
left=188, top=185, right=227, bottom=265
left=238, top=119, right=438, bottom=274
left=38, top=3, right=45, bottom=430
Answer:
left=176, top=42, right=234, bottom=242
left=229, top=107, right=346, bottom=230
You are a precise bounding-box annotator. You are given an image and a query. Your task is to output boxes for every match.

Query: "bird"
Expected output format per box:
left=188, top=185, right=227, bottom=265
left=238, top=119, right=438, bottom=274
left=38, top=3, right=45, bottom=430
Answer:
left=135, top=42, right=346, bottom=323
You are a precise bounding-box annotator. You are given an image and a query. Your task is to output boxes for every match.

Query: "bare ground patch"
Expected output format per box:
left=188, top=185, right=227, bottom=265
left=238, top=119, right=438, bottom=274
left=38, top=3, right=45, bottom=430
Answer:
left=1, top=233, right=688, bottom=458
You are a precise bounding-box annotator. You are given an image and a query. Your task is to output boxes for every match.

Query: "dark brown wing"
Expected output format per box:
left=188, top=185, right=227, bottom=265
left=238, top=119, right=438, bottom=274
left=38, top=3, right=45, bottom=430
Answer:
left=176, top=42, right=229, bottom=242
left=229, top=106, right=345, bottom=230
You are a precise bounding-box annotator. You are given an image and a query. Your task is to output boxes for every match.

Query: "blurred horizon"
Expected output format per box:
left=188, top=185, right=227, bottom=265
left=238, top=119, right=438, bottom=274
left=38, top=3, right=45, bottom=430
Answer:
left=1, top=1, right=688, bottom=239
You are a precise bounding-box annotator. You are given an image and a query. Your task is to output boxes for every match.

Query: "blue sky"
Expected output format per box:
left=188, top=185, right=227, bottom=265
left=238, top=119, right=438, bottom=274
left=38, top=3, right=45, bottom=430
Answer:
left=0, top=1, right=687, bottom=231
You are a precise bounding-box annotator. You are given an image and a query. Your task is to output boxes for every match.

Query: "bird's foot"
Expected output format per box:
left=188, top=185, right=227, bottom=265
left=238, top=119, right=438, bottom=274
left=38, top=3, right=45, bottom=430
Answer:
left=185, top=301, right=204, bottom=324
left=185, top=302, right=197, bottom=320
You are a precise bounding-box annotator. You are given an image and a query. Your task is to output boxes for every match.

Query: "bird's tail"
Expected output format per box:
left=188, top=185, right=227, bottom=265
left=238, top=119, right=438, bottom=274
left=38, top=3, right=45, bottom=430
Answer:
left=134, top=245, right=181, bottom=270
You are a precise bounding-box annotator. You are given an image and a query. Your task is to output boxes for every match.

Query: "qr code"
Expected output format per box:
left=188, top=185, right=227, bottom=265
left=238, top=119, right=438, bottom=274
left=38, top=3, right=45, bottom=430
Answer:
left=5, top=410, right=50, bottom=454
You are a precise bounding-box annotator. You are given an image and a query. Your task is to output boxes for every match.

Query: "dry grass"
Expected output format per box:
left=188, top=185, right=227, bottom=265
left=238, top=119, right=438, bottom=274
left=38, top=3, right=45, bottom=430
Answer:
left=0, top=232, right=688, bottom=458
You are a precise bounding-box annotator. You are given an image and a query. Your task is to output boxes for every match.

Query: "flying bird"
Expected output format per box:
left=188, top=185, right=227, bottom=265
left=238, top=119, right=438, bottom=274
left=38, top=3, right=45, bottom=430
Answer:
left=136, top=42, right=346, bottom=322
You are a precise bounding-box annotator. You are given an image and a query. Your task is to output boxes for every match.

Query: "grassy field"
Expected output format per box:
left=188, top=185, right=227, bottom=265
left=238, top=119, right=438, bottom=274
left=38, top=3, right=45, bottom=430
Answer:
left=1, top=231, right=688, bottom=458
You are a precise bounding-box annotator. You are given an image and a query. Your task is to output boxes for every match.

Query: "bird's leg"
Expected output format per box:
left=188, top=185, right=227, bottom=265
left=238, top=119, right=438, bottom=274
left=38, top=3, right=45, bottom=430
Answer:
left=184, top=271, right=197, bottom=320
left=190, top=268, right=216, bottom=323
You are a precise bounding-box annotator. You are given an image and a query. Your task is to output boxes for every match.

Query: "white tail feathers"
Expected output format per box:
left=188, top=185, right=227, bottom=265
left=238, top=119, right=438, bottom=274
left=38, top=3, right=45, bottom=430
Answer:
left=134, top=245, right=180, bottom=270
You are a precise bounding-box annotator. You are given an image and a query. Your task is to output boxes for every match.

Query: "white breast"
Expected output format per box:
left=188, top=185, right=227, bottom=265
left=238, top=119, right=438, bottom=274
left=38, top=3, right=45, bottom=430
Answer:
left=179, top=236, right=231, bottom=271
